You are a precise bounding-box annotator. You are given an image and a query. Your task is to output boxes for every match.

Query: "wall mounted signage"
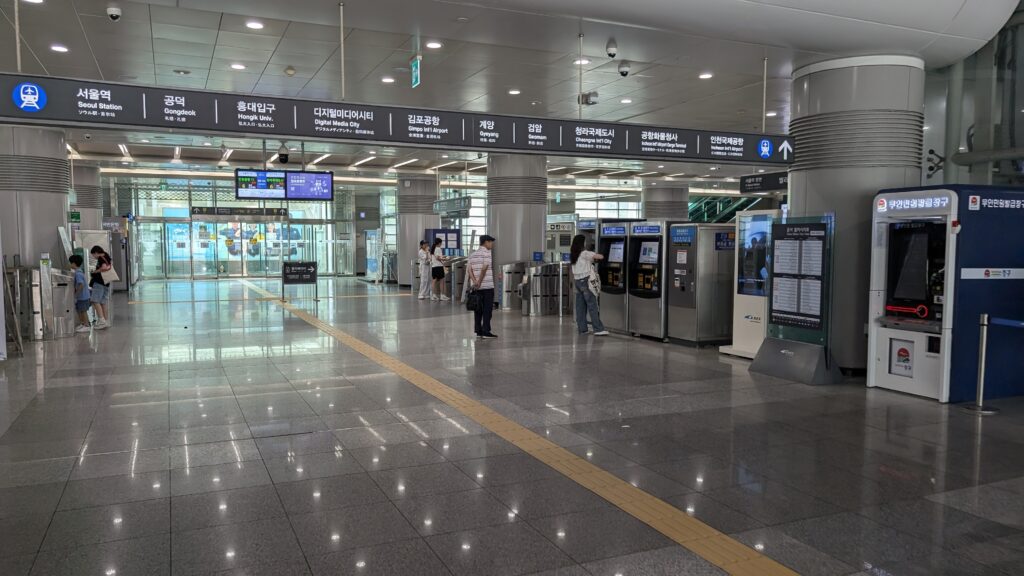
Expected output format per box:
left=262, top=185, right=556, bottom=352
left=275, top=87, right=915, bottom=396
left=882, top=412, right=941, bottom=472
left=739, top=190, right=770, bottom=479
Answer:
left=577, top=220, right=598, bottom=230
left=670, top=226, right=695, bottom=245
left=740, top=172, right=789, bottom=194
left=235, top=169, right=333, bottom=201
left=285, top=171, right=334, bottom=201
left=0, top=73, right=794, bottom=164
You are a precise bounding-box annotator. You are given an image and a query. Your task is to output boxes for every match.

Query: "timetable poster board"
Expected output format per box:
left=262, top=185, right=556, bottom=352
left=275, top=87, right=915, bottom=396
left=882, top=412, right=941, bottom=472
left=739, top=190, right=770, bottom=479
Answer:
left=768, top=222, right=828, bottom=331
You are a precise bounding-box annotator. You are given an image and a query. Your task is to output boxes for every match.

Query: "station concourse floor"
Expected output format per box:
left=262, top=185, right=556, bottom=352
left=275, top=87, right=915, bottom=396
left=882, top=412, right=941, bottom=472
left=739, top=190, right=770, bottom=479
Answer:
left=2, top=279, right=1024, bottom=575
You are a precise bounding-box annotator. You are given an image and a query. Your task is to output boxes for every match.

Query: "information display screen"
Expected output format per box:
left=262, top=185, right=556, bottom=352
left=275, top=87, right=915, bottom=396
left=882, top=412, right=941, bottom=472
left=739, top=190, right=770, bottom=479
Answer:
left=286, top=171, right=333, bottom=201
left=769, top=223, right=827, bottom=330
left=236, top=170, right=286, bottom=199
left=639, top=241, right=660, bottom=264
left=608, top=242, right=625, bottom=263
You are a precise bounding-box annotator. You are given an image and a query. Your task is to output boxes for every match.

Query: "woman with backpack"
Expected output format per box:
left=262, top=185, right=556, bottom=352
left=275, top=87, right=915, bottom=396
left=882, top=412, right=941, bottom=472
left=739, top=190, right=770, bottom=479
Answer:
left=569, top=234, right=608, bottom=336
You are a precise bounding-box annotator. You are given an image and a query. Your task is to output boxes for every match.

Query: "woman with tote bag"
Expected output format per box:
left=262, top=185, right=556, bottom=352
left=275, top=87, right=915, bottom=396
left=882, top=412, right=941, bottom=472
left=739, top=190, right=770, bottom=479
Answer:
left=569, top=235, right=609, bottom=336
left=89, top=245, right=118, bottom=329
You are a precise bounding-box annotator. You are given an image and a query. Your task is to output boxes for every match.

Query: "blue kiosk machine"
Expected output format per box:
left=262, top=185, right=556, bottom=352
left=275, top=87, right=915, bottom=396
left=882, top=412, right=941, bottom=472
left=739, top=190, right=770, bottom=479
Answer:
left=867, top=185, right=1024, bottom=403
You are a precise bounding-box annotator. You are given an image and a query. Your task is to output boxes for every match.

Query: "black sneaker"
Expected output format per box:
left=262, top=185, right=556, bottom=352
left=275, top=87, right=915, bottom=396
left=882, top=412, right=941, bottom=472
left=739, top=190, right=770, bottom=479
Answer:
left=480, top=333, right=498, bottom=339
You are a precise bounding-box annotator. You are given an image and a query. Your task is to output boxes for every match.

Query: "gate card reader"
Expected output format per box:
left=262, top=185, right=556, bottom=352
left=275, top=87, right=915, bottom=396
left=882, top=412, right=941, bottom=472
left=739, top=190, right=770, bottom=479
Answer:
left=667, top=223, right=735, bottom=345
left=868, top=185, right=1024, bottom=403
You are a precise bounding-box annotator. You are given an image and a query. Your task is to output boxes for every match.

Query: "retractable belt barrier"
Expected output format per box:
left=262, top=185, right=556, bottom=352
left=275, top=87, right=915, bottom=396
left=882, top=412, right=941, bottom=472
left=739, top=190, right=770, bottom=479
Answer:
left=963, top=313, right=1024, bottom=416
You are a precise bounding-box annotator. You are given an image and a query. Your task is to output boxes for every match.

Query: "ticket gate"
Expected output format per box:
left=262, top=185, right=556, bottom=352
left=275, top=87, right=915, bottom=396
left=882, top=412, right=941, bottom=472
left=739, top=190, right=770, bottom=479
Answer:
left=628, top=221, right=671, bottom=340
left=666, top=223, right=735, bottom=345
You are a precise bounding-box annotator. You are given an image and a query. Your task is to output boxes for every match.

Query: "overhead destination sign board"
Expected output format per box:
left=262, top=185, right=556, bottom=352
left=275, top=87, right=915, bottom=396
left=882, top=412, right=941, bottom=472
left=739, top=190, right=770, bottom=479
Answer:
left=0, top=73, right=794, bottom=164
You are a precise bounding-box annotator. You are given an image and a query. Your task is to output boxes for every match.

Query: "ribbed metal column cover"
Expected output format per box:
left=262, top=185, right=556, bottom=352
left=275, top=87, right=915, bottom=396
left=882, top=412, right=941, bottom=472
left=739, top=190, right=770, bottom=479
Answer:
left=71, top=165, right=103, bottom=209
left=789, top=55, right=925, bottom=370
left=643, top=185, right=690, bottom=220
left=0, top=126, right=70, bottom=262
left=486, top=154, right=547, bottom=266
left=396, top=176, right=438, bottom=213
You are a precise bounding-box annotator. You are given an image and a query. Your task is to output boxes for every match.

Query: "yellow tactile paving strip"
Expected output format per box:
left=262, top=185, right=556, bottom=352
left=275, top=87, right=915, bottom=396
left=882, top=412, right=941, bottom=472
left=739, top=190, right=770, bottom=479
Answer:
left=240, top=280, right=799, bottom=575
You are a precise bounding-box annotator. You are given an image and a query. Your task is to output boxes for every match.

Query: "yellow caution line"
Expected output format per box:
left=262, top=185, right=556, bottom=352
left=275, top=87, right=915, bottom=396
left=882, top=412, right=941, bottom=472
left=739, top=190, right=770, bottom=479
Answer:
left=238, top=279, right=798, bottom=576
left=128, top=294, right=410, bottom=305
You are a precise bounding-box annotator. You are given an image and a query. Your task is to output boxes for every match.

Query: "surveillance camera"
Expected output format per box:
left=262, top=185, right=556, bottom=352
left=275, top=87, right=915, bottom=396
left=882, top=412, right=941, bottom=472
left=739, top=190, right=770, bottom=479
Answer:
left=83, top=133, right=92, bottom=140
left=106, top=5, right=122, bottom=21
left=606, top=39, right=617, bottom=59
left=277, top=143, right=289, bottom=164
left=618, top=61, right=631, bottom=77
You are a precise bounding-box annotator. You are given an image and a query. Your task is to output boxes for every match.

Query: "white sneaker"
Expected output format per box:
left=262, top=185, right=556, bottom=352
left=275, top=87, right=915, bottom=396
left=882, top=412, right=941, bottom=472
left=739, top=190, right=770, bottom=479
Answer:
left=418, top=296, right=426, bottom=300
left=594, top=330, right=610, bottom=336
left=75, top=325, right=91, bottom=333
left=95, top=320, right=109, bottom=330
left=440, top=295, right=450, bottom=301
left=431, top=295, right=440, bottom=301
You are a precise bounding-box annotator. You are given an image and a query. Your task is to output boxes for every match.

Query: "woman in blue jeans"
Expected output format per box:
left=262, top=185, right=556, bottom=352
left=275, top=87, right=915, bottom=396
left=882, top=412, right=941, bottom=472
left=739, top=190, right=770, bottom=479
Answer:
left=569, top=235, right=609, bottom=336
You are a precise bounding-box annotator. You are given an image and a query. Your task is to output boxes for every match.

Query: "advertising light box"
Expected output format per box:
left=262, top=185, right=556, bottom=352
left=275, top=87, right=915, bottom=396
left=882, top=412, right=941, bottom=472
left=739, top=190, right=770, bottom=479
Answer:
left=285, top=171, right=334, bottom=201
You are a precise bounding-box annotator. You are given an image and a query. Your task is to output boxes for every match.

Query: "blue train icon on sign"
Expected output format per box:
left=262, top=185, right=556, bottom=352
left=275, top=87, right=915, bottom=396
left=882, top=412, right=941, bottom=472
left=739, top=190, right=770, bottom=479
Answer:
left=758, top=138, right=773, bottom=159
left=12, top=82, right=47, bottom=112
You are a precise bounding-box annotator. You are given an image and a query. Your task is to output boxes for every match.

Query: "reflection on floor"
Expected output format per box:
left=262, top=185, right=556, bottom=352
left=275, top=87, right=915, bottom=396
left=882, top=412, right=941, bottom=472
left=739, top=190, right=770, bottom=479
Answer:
left=1, top=278, right=1023, bottom=576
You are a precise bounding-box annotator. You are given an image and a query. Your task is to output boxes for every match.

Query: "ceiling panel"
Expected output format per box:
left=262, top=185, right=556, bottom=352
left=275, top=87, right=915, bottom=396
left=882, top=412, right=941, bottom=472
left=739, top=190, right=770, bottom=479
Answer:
left=274, top=38, right=338, bottom=58
left=149, top=5, right=221, bottom=29
left=152, top=23, right=220, bottom=44
left=217, top=31, right=282, bottom=51
left=153, top=39, right=217, bottom=58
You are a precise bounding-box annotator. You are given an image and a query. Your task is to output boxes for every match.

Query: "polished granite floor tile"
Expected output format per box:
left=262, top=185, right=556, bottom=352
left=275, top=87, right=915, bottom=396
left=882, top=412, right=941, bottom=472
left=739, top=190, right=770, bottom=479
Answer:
left=30, top=534, right=171, bottom=576
left=0, top=481, right=66, bottom=519
left=289, top=501, right=421, bottom=556
left=170, top=517, right=304, bottom=575
left=58, top=470, right=170, bottom=510
left=0, top=554, right=34, bottom=576
left=393, top=488, right=518, bottom=536
left=454, top=454, right=564, bottom=487
left=333, top=423, right=426, bottom=449
left=582, top=545, right=728, bottom=575
left=664, top=492, right=764, bottom=533
left=526, top=507, right=674, bottom=564
left=263, top=450, right=364, bottom=483
left=370, top=462, right=482, bottom=499
left=0, top=513, right=52, bottom=558
left=169, top=460, right=272, bottom=497
left=424, top=522, right=576, bottom=576
left=485, top=476, right=614, bottom=520
left=170, top=485, right=285, bottom=532
left=777, top=512, right=935, bottom=567
left=702, top=479, right=844, bottom=526
left=731, top=527, right=856, bottom=576
left=349, top=441, right=447, bottom=471
left=275, top=473, right=389, bottom=515
left=0, top=458, right=76, bottom=489
left=426, top=434, right=521, bottom=461
left=41, top=498, right=169, bottom=550
left=307, top=538, right=453, bottom=576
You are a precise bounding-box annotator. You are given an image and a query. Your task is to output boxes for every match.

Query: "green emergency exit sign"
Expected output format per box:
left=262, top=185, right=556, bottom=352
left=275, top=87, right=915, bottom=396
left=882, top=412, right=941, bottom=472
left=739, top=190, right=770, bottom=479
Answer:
left=411, top=54, right=422, bottom=88
left=68, top=211, right=81, bottom=223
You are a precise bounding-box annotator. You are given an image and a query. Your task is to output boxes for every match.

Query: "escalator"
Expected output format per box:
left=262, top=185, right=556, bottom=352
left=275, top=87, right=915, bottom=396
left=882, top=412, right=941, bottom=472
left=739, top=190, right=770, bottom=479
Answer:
left=688, top=196, right=763, bottom=222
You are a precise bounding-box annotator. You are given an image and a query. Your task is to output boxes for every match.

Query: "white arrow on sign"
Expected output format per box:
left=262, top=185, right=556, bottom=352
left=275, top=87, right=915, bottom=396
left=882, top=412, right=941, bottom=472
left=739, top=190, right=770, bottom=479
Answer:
left=779, top=140, right=793, bottom=160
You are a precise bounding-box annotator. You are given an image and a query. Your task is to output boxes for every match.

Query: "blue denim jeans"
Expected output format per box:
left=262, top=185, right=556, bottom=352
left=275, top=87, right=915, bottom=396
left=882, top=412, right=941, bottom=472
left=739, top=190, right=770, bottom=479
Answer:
left=574, top=278, right=605, bottom=334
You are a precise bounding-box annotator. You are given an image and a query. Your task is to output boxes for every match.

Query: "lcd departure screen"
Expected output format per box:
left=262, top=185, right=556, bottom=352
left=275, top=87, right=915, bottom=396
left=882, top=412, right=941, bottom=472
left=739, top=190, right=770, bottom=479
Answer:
left=608, top=241, right=624, bottom=263
left=639, top=241, right=659, bottom=264
left=286, top=171, right=334, bottom=201
left=236, top=170, right=286, bottom=199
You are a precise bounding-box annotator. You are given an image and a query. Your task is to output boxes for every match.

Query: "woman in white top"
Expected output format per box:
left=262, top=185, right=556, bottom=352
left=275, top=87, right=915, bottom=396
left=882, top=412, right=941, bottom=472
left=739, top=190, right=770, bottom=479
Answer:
left=417, top=241, right=432, bottom=300
left=430, top=238, right=450, bottom=301
left=570, top=234, right=608, bottom=336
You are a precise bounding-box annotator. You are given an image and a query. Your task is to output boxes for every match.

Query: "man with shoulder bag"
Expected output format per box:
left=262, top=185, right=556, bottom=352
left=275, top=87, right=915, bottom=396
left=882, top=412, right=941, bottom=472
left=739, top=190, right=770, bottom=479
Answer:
left=467, top=235, right=497, bottom=339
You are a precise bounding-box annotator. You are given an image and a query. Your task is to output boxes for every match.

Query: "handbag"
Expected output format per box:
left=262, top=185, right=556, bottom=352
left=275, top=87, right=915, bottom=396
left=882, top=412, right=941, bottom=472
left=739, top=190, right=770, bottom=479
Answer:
left=465, top=289, right=481, bottom=312
left=587, top=265, right=601, bottom=296
left=100, top=267, right=120, bottom=285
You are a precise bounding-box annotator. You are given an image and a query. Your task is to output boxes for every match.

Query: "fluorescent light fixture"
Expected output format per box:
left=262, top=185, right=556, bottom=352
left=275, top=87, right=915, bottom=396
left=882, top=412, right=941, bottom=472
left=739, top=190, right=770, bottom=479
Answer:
left=140, top=139, right=150, bottom=143
left=350, top=156, right=375, bottom=168
left=467, top=164, right=487, bottom=171
left=546, top=166, right=567, bottom=172
left=441, top=154, right=448, bottom=158
left=246, top=21, right=264, bottom=30
left=368, top=150, right=377, bottom=155
left=117, top=144, right=130, bottom=156
left=425, top=41, right=443, bottom=49
left=668, top=172, right=686, bottom=177
left=230, top=63, right=246, bottom=70
left=698, top=72, right=713, bottom=79
left=757, top=169, right=765, bottom=173
left=573, top=58, right=590, bottom=65
left=50, top=44, right=68, bottom=53
left=171, top=146, right=183, bottom=164
left=391, top=158, right=419, bottom=169
left=309, top=153, right=331, bottom=165
left=222, top=148, right=234, bottom=160
left=709, top=166, right=719, bottom=171
left=657, top=165, right=664, bottom=168
left=433, top=161, right=458, bottom=170
left=381, top=76, right=395, bottom=84
left=570, top=169, right=594, bottom=175
left=765, top=111, right=778, bottom=117
left=202, top=141, right=212, bottom=146
left=635, top=171, right=658, bottom=176
left=507, top=88, right=521, bottom=95
left=24, top=0, right=45, bottom=3
left=620, top=98, right=632, bottom=104
left=602, top=170, right=629, bottom=176
left=267, top=153, right=279, bottom=163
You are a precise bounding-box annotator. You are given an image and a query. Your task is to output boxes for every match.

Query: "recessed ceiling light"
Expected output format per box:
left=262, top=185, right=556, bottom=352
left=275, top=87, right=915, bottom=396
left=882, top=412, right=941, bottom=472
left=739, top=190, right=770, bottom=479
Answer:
left=230, top=63, right=246, bottom=70
left=425, top=41, right=443, bottom=49
left=710, top=166, right=719, bottom=171
left=369, top=150, right=377, bottom=155
left=140, top=139, right=150, bottom=143
left=657, top=165, right=664, bottom=168
left=620, top=98, right=632, bottom=104
left=50, top=44, right=68, bottom=53
left=441, top=154, right=449, bottom=158
left=573, top=58, right=591, bottom=66
left=530, top=100, right=541, bottom=106
left=765, top=111, right=778, bottom=117
left=246, top=21, right=264, bottom=30
left=507, top=88, right=521, bottom=95
left=203, top=142, right=212, bottom=146
left=381, top=76, right=395, bottom=84
left=699, top=72, right=713, bottom=79
left=173, top=69, right=190, bottom=76
left=455, top=16, right=470, bottom=23
left=24, top=0, right=45, bottom=4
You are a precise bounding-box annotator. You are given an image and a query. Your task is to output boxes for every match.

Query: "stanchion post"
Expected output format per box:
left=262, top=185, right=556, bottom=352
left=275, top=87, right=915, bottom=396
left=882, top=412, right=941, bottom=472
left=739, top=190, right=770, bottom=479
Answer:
left=963, top=313, right=999, bottom=415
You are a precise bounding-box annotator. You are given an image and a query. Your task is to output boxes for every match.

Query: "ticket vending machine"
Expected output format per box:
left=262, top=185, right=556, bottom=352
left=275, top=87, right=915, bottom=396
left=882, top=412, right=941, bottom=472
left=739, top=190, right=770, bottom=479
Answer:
left=868, top=186, right=1024, bottom=402
left=628, top=222, right=669, bottom=340
left=596, top=222, right=630, bottom=333
left=666, top=223, right=736, bottom=345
